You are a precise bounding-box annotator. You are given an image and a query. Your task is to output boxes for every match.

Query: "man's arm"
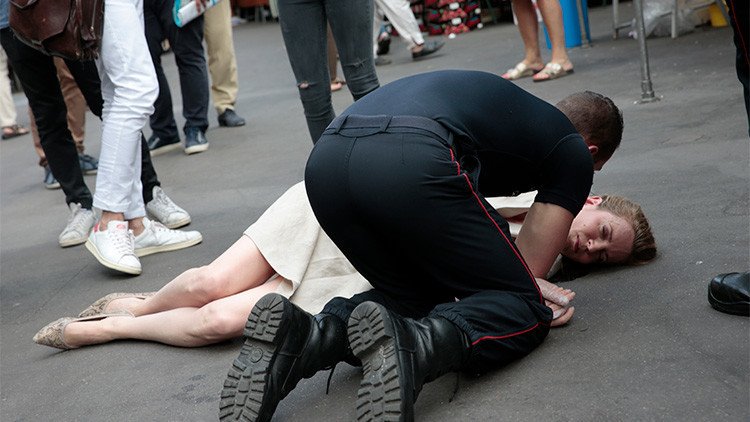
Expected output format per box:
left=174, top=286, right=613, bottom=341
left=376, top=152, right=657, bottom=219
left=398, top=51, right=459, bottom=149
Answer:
left=515, top=202, right=575, bottom=277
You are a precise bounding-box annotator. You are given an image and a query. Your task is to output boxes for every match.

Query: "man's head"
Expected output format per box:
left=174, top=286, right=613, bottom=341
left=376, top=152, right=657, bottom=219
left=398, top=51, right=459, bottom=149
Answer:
left=556, top=91, right=624, bottom=170
left=561, top=195, right=656, bottom=265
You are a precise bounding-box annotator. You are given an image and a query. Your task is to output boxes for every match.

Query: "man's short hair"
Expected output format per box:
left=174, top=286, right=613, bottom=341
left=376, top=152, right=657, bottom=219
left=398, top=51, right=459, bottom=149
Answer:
left=597, top=195, right=657, bottom=265
left=556, top=91, right=624, bottom=162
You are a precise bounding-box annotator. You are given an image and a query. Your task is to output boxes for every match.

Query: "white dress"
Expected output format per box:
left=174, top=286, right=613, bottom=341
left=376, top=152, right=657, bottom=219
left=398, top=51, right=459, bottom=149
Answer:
left=244, top=182, right=544, bottom=314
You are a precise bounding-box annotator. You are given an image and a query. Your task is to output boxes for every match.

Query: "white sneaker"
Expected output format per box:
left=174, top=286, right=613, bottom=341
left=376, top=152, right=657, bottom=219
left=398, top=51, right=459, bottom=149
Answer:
left=85, top=220, right=141, bottom=275
left=146, top=186, right=191, bottom=229
left=133, top=217, right=202, bottom=257
left=58, top=203, right=96, bottom=247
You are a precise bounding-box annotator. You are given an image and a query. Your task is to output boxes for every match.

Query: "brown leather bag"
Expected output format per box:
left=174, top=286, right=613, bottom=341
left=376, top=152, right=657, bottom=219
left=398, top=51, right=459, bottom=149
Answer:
left=9, top=0, right=104, bottom=61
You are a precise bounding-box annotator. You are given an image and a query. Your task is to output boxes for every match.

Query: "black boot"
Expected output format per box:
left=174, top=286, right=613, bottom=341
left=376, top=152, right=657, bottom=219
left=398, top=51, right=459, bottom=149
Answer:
left=347, top=302, right=471, bottom=421
left=219, top=293, right=350, bottom=421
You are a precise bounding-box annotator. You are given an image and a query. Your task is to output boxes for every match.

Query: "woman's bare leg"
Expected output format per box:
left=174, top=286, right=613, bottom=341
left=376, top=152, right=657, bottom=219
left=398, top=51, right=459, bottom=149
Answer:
left=64, top=277, right=285, bottom=348
left=103, top=236, right=276, bottom=316
left=512, top=0, right=545, bottom=69
left=536, top=0, right=571, bottom=66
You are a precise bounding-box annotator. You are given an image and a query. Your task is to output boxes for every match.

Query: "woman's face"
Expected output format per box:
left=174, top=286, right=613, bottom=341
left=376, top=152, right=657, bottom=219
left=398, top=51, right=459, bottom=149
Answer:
left=561, top=197, right=635, bottom=265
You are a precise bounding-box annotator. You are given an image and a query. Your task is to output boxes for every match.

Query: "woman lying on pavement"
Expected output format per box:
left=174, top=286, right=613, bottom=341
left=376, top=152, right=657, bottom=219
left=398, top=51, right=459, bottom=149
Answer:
left=32, top=182, right=656, bottom=350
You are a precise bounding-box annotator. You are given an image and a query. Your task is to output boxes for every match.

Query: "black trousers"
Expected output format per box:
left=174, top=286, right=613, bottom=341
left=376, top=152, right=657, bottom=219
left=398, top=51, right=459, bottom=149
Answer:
left=305, top=115, right=552, bottom=372
left=1, top=29, right=160, bottom=207
left=144, top=0, right=209, bottom=138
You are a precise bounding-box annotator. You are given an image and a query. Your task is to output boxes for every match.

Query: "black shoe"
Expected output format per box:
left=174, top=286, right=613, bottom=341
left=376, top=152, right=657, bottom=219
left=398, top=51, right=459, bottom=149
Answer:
left=708, top=272, right=749, bottom=316
left=218, top=109, right=246, bottom=127
left=219, top=293, right=350, bottom=422
left=375, top=56, right=392, bottom=66
left=348, top=302, right=470, bottom=421
left=184, top=128, right=209, bottom=155
left=147, top=134, right=181, bottom=156
left=412, top=40, right=445, bottom=60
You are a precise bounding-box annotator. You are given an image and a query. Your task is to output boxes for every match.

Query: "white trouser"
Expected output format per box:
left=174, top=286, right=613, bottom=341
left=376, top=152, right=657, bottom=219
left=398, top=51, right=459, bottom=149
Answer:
left=373, top=0, right=424, bottom=54
left=94, top=0, right=158, bottom=220
left=0, top=48, right=18, bottom=127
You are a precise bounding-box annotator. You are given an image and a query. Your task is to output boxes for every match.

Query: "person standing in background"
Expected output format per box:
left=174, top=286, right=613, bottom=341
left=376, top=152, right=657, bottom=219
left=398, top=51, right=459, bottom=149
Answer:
left=204, top=0, right=246, bottom=128
left=501, top=0, right=574, bottom=82
left=28, top=58, right=99, bottom=189
left=372, top=0, right=444, bottom=66
left=144, top=0, right=211, bottom=155
left=276, top=0, right=380, bottom=143
left=86, top=0, right=202, bottom=275
left=0, top=43, right=28, bottom=139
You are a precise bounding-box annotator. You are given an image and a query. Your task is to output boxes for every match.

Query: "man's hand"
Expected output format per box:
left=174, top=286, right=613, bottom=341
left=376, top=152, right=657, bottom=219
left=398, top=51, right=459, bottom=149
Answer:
left=536, top=278, right=575, bottom=327
left=195, top=0, right=209, bottom=13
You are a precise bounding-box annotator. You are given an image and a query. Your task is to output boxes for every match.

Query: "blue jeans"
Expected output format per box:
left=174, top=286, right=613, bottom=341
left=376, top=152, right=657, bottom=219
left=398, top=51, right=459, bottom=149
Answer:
left=277, top=0, right=380, bottom=142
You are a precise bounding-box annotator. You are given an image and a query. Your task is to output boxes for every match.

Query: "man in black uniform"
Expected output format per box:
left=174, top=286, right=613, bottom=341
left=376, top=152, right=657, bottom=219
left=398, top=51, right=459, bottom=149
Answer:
left=219, top=70, right=623, bottom=421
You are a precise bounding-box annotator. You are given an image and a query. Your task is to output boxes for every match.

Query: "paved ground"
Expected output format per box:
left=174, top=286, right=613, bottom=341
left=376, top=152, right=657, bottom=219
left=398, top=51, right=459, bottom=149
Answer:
left=1, top=4, right=748, bottom=421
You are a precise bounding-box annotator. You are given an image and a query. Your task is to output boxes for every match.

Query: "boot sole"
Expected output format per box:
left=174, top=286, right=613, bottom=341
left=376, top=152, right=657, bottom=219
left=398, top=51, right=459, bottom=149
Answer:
left=219, top=294, right=290, bottom=422
left=348, top=302, right=406, bottom=421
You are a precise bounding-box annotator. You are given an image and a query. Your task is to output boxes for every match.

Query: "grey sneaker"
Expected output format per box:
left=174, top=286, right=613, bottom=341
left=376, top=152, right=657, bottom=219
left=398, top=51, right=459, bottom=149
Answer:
left=59, top=203, right=97, bottom=247
left=146, top=186, right=191, bottom=229
left=133, top=217, right=202, bottom=257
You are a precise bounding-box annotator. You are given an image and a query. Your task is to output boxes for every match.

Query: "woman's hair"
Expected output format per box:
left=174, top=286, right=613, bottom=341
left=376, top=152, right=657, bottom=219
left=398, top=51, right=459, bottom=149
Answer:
left=597, top=195, right=657, bottom=265
left=556, top=91, right=624, bottom=163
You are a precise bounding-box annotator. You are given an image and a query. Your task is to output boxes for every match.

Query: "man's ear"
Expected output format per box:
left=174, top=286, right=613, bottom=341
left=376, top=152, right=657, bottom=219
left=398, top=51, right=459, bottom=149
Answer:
left=585, top=196, right=603, bottom=206
left=587, top=144, right=599, bottom=157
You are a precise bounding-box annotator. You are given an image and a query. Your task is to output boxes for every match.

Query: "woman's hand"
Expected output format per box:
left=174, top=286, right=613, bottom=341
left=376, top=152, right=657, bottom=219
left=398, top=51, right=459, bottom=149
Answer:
left=536, top=278, right=576, bottom=327
left=545, top=300, right=575, bottom=327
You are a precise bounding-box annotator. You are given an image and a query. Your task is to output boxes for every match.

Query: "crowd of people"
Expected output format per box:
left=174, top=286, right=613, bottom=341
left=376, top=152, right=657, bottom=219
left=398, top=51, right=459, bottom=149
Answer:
left=2, top=0, right=748, bottom=421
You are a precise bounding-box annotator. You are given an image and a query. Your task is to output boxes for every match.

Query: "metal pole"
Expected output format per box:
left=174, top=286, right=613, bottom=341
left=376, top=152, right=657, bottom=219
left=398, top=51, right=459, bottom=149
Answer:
left=633, top=0, right=659, bottom=103
left=612, top=0, right=620, bottom=39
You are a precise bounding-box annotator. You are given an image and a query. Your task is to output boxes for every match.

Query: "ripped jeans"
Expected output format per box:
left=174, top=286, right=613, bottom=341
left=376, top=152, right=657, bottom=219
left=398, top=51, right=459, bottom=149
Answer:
left=277, top=0, right=380, bottom=143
